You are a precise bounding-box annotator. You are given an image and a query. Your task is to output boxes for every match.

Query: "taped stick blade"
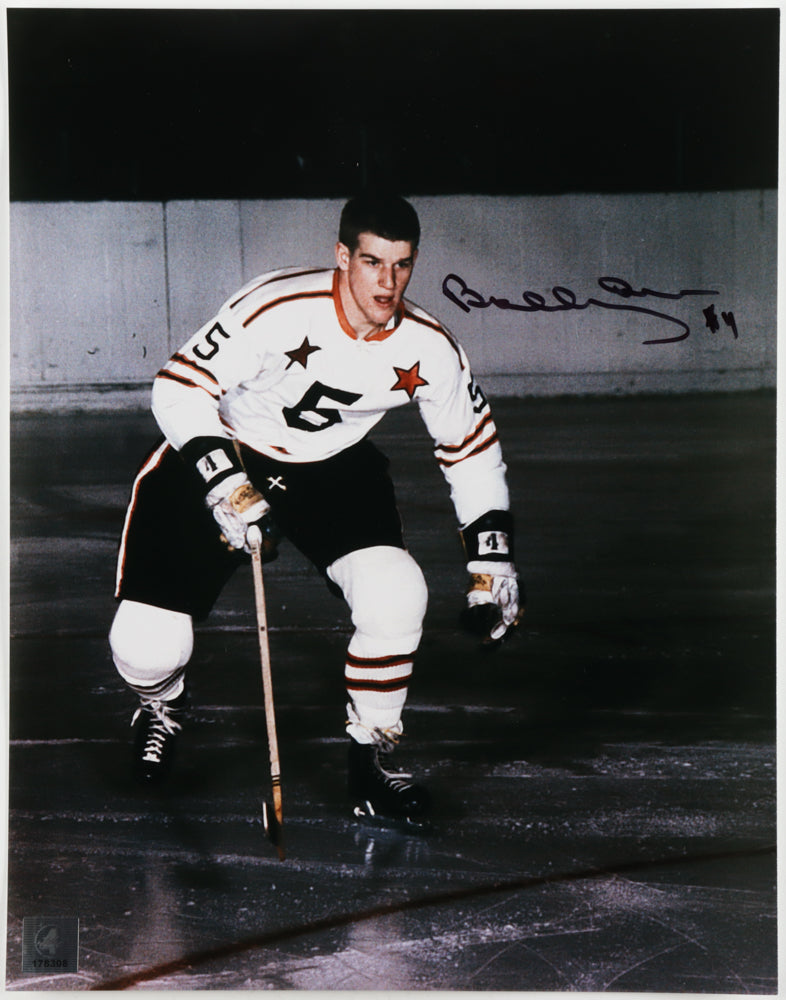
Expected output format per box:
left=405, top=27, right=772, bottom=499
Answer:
left=262, top=800, right=286, bottom=861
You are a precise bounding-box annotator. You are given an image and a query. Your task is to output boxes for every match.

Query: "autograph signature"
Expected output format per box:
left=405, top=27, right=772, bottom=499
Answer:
left=442, top=273, right=735, bottom=345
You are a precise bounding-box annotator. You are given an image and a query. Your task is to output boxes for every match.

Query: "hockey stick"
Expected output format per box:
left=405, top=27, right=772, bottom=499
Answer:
left=247, top=525, right=285, bottom=861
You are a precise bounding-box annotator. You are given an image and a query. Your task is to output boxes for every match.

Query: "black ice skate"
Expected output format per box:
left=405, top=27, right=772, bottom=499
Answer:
left=348, top=736, right=431, bottom=832
left=131, top=692, right=186, bottom=784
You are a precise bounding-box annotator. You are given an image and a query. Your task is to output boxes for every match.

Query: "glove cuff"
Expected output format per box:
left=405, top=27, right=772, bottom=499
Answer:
left=204, top=471, right=243, bottom=506
left=467, top=560, right=516, bottom=577
left=180, top=436, right=243, bottom=495
left=460, top=509, right=515, bottom=563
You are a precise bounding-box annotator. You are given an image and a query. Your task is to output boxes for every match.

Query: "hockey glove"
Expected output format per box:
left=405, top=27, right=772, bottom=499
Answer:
left=459, top=510, right=523, bottom=647
left=180, top=436, right=279, bottom=558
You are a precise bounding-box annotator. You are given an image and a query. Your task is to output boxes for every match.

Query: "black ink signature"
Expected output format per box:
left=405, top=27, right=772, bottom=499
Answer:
left=703, top=303, right=739, bottom=340
left=442, top=274, right=721, bottom=345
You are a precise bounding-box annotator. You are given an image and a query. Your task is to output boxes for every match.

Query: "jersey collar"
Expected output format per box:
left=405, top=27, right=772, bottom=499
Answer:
left=332, top=268, right=404, bottom=342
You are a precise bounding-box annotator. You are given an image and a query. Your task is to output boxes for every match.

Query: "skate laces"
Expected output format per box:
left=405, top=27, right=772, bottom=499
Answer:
left=369, top=731, right=416, bottom=784
left=135, top=702, right=181, bottom=759
left=371, top=727, right=401, bottom=754
left=131, top=697, right=183, bottom=733
left=379, top=765, right=414, bottom=790
left=131, top=698, right=182, bottom=761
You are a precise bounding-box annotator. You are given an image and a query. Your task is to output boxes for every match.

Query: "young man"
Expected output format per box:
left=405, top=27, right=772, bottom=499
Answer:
left=110, top=194, right=521, bottom=827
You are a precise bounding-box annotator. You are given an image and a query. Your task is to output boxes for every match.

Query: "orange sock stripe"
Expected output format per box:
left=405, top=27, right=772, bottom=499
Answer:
left=346, top=677, right=411, bottom=694
left=345, top=652, right=416, bottom=669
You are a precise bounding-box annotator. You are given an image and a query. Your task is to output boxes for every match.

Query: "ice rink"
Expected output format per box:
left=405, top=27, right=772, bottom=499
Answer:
left=6, top=390, right=776, bottom=991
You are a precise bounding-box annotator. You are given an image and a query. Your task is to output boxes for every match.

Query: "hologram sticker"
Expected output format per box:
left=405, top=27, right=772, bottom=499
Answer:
left=22, top=916, right=79, bottom=974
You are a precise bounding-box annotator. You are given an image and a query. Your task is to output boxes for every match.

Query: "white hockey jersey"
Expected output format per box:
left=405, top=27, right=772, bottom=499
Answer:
left=152, top=267, right=509, bottom=527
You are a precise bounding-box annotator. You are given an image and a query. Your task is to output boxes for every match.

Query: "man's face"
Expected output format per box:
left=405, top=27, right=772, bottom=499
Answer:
left=336, top=232, right=418, bottom=335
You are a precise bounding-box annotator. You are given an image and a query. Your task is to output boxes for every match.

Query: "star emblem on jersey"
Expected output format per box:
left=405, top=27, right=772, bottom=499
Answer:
left=285, top=337, right=321, bottom=370
left=391, top=362, right=429, bottom=400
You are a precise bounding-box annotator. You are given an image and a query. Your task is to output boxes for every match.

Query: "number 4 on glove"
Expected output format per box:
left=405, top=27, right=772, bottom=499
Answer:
left=459, top=510, right=524, bottom=649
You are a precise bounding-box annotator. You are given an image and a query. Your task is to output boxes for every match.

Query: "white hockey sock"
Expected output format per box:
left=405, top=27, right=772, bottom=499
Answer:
left=327, top=545, right=428, bottom=744
left=344, top=646, right=414, bottom=742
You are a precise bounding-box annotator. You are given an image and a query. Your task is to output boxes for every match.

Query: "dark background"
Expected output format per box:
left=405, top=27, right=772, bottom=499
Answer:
left=6, top=7, right=780, bottom=201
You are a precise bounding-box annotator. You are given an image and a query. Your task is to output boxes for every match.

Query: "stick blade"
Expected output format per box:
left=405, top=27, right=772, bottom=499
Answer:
left=262, top=800, right=286, bottom=861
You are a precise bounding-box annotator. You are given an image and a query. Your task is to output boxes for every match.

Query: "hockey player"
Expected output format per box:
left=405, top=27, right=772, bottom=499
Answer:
left=109, top=194, right=521, bottom=827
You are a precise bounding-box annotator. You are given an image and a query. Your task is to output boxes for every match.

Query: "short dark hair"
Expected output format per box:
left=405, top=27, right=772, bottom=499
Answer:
left=339, top=194, right=420, bottom=253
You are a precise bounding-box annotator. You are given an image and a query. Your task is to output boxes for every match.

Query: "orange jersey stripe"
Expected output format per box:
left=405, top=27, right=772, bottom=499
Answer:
left=437, top=432, right=499, bottom=468
left=229, top=268, right=330, bottom=310
left=403, top=308, right=465, bottom=368
left=155, top=369, right=220, bottom=402
left=169, top=352, right=220, bottom=385
left=114, top=441, right=171, bottom=596
left=242, top=289, right=333, bottom=329
left=436, top=412, right=495, bottom=455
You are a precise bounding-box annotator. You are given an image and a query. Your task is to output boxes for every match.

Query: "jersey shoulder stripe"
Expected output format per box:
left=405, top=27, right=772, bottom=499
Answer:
left=220, top=267, right=334, bottom=328
left=156, top=351, right=222, bottom=400
left=402, top=304, right=465, bottom=369
left=155, top=368, right=221, bottom=402
left=169, top=352, right=220, bottom=385
left=228, top=267, right=332, bottom=311
left=242, top=288, right=333, bottom=329
left=402, top=307, right=444, bottom=335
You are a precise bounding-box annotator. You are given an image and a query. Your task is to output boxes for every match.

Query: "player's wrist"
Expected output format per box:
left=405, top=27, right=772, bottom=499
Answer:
left=460, top=509, right=515, bottom=564
left=180, top=435, right=243, bottom=496
left=205, top=472, right=250, bottom=509
left=466, top=559, right=517, bottom=578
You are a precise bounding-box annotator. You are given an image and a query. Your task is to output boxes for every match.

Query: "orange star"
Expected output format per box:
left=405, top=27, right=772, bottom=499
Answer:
left=285, top=337, right=321, bottom=369
left=391, top=362, right=429, bottom=400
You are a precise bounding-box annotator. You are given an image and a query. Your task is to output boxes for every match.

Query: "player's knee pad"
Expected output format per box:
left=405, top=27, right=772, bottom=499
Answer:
left=327, top=546, right=428, bottom=645
left=109, top=600, right=193, bottom=689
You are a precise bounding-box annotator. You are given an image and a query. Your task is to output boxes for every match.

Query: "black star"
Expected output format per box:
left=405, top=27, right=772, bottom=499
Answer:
left=285, top=337, right=321, bottom=369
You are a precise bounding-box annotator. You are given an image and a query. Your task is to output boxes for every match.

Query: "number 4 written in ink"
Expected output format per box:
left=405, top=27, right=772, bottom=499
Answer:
left=703, top=304, right=739, bottom=339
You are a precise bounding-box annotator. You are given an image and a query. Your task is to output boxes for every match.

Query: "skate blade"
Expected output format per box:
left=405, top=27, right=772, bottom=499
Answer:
left=352, top=802, right=431, bottom=835
left=262, top=801, right=286, bottom=861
